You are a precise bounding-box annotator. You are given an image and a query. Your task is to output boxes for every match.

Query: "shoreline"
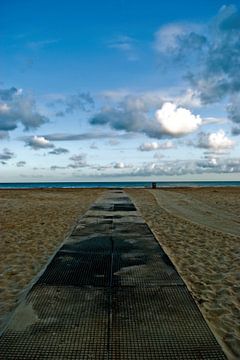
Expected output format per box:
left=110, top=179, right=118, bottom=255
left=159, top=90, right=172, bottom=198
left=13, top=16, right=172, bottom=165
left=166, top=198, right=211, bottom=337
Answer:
left=0, top=182, right=240, bottom=190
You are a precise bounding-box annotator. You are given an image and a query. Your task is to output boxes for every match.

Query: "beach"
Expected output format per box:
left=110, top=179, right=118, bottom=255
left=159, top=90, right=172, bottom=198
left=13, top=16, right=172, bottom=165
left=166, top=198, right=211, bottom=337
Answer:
left=0, top=188, right=104, bottom=331
left=127, top=187, right=240, bottom=360
left=0, top=187, right=239, bottom=359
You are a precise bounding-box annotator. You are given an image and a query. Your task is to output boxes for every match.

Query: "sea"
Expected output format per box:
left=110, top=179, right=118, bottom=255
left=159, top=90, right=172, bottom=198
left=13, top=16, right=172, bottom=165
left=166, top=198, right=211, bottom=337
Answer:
left=0, top=181, right=240, bottom=189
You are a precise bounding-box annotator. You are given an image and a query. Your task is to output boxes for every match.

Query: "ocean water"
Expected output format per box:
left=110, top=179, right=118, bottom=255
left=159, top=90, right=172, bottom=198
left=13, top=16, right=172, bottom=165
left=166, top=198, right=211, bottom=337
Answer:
left=0, top=181, right=240, bottom=189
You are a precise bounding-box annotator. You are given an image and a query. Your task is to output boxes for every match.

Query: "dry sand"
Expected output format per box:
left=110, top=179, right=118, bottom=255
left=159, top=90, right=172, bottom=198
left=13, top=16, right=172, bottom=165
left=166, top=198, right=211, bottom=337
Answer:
left=127, top=188, right=240, bottom=360
left=0, top=188, right=103, bottom=331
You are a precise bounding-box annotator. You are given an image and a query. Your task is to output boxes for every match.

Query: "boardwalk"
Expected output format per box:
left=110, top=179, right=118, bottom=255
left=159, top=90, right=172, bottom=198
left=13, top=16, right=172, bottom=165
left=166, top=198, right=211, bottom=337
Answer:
left=0, top=190, right=226, bottom=359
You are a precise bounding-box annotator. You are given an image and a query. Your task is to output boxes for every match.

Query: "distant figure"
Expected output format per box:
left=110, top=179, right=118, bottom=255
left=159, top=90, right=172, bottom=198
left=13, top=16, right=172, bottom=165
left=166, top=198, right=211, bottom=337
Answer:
left=152, top=182, right=157, bottom=189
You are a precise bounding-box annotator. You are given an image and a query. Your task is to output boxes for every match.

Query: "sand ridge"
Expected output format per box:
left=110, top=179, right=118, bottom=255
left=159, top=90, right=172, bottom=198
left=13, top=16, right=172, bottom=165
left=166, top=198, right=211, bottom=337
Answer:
left=127, top=188, right=240, bottom=360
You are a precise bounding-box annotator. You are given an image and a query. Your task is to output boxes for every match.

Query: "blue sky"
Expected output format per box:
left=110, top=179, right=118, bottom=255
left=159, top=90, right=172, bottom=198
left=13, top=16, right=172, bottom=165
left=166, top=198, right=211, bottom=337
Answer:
left=1, top=0, right=240, bottom=181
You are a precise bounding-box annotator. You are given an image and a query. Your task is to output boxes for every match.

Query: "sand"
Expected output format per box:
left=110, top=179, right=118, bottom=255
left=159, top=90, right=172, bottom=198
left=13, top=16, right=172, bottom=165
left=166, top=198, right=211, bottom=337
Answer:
left=0, top=188, right=104, bottom=331
left=127, top=188, right=240, bottom=360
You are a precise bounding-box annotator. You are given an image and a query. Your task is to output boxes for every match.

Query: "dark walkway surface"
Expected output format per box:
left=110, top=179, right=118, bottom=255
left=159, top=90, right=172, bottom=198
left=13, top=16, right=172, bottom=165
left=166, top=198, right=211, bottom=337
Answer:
left=0, top=190, right=226, bottom=359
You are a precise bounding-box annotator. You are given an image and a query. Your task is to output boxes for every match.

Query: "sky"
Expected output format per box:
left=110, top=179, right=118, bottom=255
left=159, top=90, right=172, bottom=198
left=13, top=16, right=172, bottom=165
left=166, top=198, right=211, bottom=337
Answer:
left=1, top=0, right=240, bottom=182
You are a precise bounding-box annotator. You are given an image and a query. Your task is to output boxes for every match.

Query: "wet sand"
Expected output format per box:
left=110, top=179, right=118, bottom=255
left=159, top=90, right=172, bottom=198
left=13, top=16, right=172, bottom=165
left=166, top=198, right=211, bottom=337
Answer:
left=0, top=189, right=104, bottom=331
left=127, top=187, right=240, bottom=360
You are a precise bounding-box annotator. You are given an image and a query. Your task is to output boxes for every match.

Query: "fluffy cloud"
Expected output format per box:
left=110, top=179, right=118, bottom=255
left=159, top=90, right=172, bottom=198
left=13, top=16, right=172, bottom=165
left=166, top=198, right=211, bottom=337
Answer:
left=174, top=89, right=202, bottom=108
left=154, top=23, right=207, bottom=57
left=91, top=93, right=164, bottom=132
left=0, top=148, right=15, bottom=161
left=0, top=87, right=48, bottom=131
left=155, top=102, right=202, bottom=136
left=138, top=140, right=174, bottom=151
left=197, top=130, right=234, bottom=151
left=48, top=147, right=69, bottom=155
left=113, top=162, right=131, bottom=169
left=184, top=6, right=240, bottom=121
left=90, top=96, right=201, bottom=139
left=154, top=5, right=240, bottom=130
left=114, top=157, right=240, bottom=177
left=90, top=104, right=149, bottom=133
left=25, top=136, right=54, bottom=150
left=48, top=92, right=94, bottom=116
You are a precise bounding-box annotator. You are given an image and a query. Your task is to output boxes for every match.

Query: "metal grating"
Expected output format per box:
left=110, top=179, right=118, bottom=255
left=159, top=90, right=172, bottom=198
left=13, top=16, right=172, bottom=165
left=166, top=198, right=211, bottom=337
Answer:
left=112, top=254, right=184, bottom=287
left=91, top=204, right=114, bottom=211
left=110, top=287, right=226, bottom=359
left=71, top=222, right=112, bottom=236
left=61, top=235, right=112, bottom=254
left=0, top=286, right=109, bottom=359
left=113, top=204, right=136, bottom=211
left=112, top=223, right=153, bottom=236
left=36, top=252, right=112, bottom=287
left=112, top=234, right=164, bottom=254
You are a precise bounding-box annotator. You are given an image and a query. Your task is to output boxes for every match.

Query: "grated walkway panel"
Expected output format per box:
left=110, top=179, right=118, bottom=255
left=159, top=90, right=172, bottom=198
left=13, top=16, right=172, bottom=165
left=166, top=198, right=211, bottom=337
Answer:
left=0, top=287, right=109, bottom=359
left=110, top=287, right=225, bottom=360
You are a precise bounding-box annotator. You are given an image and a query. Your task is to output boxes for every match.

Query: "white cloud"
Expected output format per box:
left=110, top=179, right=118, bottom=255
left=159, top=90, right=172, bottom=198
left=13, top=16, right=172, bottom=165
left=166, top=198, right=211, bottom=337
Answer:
left=175, top=89, right=202, bottom=108
left=25, top=136, right=54, bottom=150
left=114, top=162, right=126, bottom=169
left=207, top=130, right=234, bottom=150
left=100, top=157, right=240, bottom=177
left=197, top=129, right=235, bottom=151
left=138, top=140, right=174, bottom=151
left=0, top=87, right=48, bottom=131
left=91, top=98, right=202, bottom=139
left=155, top=102, right=202, bottom=136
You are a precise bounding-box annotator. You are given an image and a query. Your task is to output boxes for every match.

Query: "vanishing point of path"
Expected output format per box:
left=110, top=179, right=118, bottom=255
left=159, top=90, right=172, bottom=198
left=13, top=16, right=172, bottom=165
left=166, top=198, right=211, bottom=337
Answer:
left=0, top=190, right=226, bottom=359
